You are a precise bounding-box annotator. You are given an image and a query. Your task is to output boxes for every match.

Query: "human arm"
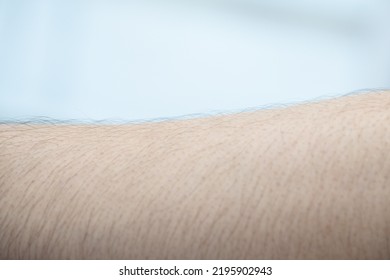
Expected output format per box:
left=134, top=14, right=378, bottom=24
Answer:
left=0, top=92, right=389, bottom=259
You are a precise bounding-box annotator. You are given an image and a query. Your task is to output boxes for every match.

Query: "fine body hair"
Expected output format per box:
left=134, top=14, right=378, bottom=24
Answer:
left=0, top=90, right=389, bottom=259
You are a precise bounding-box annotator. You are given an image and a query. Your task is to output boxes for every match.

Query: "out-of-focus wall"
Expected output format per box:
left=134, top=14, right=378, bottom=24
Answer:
left=0, top=0, right=389, bottom=121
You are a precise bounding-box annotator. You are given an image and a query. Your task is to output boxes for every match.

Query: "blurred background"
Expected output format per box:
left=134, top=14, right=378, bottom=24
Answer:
left=0, top=0, right=389, bottom=122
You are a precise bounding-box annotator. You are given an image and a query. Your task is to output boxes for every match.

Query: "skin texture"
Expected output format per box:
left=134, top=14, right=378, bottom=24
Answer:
left=0, top=91, right=390, bottom=259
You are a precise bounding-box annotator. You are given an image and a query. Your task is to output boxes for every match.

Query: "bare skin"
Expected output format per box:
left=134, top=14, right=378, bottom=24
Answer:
left=0, top=92, right=389, bottom=259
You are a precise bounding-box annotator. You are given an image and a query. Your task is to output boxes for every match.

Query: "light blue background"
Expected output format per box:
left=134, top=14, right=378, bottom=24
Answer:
left=1, top=0, right=389, bottom=122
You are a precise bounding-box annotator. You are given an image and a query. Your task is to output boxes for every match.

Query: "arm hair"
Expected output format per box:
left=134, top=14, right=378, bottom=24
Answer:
left=0, top=91, right=390, bottom=259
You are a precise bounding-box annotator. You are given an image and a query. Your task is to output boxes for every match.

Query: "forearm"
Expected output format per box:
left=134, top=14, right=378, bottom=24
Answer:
left=1, top=92, right=390, bottom=259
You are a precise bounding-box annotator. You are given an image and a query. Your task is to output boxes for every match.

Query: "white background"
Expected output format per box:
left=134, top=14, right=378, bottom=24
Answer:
left=0, top=0, right=389, bottom=121
left=1, top=260, right=390, bottom=280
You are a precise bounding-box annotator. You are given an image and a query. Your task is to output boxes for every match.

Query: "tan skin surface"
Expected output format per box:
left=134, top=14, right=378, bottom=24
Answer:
left=0, top=92, right=390, bottom=259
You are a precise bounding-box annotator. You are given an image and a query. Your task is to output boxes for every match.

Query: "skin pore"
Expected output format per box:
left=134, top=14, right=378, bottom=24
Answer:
left=0, top=91, right=389, bottom=259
